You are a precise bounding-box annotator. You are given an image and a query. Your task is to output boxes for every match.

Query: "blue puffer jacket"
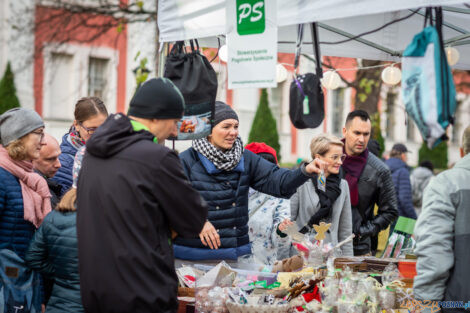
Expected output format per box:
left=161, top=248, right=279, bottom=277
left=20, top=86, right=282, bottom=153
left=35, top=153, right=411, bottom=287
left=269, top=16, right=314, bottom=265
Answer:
left=174, top=148, right=310, bottom=260
left=52, top=134, right=81, bottom=195
left=0, top=167, right=35, bottom=258
left=385, top=157, right=417, bottom=219
left=26, top=210, right=83, bottom=313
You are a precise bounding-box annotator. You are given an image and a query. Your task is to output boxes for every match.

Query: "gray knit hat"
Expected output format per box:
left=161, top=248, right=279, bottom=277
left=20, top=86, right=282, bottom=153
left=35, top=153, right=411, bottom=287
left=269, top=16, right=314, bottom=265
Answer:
left=0, top=108, right=44, bottom=146
left=214, top=101, right=238, bottom=126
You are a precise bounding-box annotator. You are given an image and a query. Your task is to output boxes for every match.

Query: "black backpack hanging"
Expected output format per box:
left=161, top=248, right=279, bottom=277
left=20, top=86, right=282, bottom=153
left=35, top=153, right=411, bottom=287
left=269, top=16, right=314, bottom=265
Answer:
left=164, top=40, right=217, bottom=140
left=289, top=23, right=325, bottom=129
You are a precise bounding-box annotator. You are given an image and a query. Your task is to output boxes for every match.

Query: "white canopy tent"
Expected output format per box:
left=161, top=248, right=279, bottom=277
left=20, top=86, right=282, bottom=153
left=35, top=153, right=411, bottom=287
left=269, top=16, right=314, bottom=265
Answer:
left=158, top=0, right=470, bottom=69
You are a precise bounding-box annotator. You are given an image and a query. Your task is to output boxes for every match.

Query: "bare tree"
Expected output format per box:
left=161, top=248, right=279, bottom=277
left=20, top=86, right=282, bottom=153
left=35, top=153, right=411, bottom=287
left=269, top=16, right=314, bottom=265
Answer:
left=6, top=0, right=158, bottom=73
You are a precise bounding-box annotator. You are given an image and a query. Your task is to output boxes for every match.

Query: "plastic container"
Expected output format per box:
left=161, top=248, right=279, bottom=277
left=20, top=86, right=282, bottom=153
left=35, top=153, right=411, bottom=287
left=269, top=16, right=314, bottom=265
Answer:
left=193, top=264, right=278, bottom=286
left=398, top=260, right=417, bottom=279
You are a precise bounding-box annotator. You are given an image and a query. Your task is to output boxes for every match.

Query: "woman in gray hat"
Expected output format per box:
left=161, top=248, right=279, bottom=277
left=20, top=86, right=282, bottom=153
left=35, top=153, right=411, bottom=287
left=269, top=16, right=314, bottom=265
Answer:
left=175, top=101, right=325, bottom=264
left=0, top=108, right=51, bottom=258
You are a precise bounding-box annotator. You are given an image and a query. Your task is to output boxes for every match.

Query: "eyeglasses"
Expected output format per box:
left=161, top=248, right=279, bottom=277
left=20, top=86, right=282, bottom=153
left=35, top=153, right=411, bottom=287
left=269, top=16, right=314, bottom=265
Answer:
left=31, top=129, right=45, bottom=141
left=326, top=154, right=347, bottom=162
left=79, top=123, right=98, bottom=135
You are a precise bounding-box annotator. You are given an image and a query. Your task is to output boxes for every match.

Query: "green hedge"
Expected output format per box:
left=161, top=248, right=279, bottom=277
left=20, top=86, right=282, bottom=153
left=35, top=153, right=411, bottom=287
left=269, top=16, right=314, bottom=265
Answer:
left=0, top=62, right=21, bottom=114
left=418, top=141, right=448, bottom=169
left=248, top=89, right=281, bottom=161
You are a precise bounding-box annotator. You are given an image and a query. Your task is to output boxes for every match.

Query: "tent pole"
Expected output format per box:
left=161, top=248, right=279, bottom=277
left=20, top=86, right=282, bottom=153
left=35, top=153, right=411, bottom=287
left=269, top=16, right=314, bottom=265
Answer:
left=444, top=33, right=470, bottom=45
left=157, top=42, right=167, bottom=78
left=441, top=6, right=470, bottom=14
left=450, top=39, right=470, bottom=47
left=317, top=23, right=401, bottom=56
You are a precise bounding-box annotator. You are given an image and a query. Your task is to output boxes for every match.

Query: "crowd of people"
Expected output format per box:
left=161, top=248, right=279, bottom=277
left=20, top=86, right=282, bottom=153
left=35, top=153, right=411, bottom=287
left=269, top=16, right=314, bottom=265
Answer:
left=0, top=77, right=468, bottom=312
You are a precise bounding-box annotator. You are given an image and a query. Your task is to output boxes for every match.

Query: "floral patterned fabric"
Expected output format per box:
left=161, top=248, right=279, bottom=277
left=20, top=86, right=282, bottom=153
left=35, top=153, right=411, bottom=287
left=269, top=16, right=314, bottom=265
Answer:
left=68, top=126, right=86, bottom=150
left=248, top=188, right=291, bottom=265
left=72, top=146, right=86, bottom=189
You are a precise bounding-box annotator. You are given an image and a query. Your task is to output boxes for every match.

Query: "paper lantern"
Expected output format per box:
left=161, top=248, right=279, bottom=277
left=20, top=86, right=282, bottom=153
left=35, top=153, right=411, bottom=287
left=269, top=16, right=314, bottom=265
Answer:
left=276, top=64, right=288, bottom=83
left=219, top=44, right=228, bottom=62
left=381, top=66, right=402, bottom=85
left=445, top=47, right=460, bottom=66
left=321, top=70, right=341, bottom=90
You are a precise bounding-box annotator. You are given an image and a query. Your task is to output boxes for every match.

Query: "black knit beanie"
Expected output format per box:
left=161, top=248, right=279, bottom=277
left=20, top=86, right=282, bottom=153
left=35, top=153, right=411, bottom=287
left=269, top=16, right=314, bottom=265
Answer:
left=214, top=101, right=238, bottom=126
left=128, top=78, right=185, bottom=119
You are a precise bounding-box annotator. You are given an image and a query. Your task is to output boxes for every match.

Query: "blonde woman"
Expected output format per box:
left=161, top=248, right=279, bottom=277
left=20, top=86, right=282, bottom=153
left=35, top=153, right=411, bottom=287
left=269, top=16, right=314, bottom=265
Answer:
left=280, top=134, right=353, bottom=256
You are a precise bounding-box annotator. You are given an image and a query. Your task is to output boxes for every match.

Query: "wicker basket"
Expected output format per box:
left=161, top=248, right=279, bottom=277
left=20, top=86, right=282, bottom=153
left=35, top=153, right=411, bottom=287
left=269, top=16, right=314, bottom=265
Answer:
left=226, top=300, right=289, bottom=313
left=177, top=287, right=195, bottom=298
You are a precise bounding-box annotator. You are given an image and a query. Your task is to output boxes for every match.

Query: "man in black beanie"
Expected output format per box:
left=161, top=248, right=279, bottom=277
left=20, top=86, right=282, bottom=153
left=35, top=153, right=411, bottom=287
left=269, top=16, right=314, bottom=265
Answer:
left=76, top=78, right=208, bottom=313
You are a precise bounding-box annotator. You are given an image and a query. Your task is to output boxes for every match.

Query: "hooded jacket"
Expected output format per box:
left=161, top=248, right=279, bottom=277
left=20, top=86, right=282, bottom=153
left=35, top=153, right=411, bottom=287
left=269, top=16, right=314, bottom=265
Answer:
left=52, top=133, right=79, bottom=195
left=175, top=147, right=311, bottom=261
left=385, top=157, right=417, bottom=219
left=414, top=153, right=470, bottom=312
left=76, top=114, right=207, bottom=313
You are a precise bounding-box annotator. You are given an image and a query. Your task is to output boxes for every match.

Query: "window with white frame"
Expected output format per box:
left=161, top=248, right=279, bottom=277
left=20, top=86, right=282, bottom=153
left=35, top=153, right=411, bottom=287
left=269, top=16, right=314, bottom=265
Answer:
left=42, top=43, right=118, bottom=124
left=331, top=88, right=345, bottom=135
left=406, top=119, right=416, bottom=141
left=88, top=57, right=109, bottom=99
left=44, top=53, right=75, bottom=120
left=451, top=100, right=462, bottom=144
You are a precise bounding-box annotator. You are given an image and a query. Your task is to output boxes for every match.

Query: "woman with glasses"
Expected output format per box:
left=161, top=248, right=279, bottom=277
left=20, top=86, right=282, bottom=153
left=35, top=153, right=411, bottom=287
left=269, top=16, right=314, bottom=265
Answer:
left=53, top=97, right=108, bottom=194
left=280, top=134, right=354, bottom=256
left=0, top=108, right=51, bottom=312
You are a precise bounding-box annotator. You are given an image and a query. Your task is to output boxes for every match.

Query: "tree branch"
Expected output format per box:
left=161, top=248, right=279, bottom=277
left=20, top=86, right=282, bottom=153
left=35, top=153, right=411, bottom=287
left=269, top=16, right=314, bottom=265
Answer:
left=322, top=56, right=357, bottom=89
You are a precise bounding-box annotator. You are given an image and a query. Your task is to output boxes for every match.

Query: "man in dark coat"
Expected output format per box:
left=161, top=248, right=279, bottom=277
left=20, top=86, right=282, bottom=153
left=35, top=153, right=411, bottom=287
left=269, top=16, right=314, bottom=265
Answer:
left=340, top=110, right=398, bottom=256
left=33, top=134, right=62, bottom=208
left=76, top=78, right=208, bottom=313
left=385, top=143, right=417, bottom=220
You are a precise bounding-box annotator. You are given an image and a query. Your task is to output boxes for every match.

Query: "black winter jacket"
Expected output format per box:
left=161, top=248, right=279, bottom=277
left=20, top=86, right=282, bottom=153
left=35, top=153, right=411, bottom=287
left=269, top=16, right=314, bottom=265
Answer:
left=175, top=147, right=311, bottom=260
left=341, top=152, right=398, bottom=255
left=26, top=210, right=83, bottom=313
left=76, top=114, right=208, bottom=313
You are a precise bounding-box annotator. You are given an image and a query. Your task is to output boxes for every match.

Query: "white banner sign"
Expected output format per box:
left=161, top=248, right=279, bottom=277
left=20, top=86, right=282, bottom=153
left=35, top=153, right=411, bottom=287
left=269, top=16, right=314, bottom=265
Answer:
left=226, top=0, right=277, bottom=89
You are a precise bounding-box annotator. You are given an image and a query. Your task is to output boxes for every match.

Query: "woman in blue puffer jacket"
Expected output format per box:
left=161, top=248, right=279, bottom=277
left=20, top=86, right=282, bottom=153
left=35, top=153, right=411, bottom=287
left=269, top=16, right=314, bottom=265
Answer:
left=53, top=97, right=108, bottom=194
left=175, top=101, right=323, bottom=264
left=0, top=108, right=51, bottom=312
left=0, top=108, right=51, bottom=257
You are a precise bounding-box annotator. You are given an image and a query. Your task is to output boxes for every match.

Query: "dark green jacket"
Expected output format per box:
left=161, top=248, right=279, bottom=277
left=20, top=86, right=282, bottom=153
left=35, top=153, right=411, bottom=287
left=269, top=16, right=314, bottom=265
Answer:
left=26, top=210, right=83, bottom=313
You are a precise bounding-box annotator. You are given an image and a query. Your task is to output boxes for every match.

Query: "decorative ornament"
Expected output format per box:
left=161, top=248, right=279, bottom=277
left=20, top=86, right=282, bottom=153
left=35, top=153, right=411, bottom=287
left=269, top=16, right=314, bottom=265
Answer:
left=219, top=44, right=228, bottom=62
left=445, top=46, right=460, bottom=66
left=276, top=64, right=288, bottom=83
left=321, top=71, right=341, bottom=90
left=313, top=222, right=331, bottom=241
left=381, top=65, right=402, bottom=85
left=284, top=223, right=305, bottom=242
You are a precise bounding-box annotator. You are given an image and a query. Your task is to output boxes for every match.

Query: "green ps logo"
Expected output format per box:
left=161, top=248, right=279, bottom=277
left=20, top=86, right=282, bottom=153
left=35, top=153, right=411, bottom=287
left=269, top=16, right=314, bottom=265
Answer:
left=236, top=0, right=265, bottom=35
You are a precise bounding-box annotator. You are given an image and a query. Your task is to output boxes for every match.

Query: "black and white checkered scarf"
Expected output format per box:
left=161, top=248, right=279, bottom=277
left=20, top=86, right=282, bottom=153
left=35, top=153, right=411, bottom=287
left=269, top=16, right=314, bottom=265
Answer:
left=193, top=136, right=244, bottom=171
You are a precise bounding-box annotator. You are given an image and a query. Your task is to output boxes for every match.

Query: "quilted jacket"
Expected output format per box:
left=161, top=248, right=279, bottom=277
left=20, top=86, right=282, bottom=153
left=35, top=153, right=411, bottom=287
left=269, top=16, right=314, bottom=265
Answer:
left=52, top=134, right=80, bottom=195
left=25, top=210, right=83, bottom=313
left=385, top=157, right=417, bottom=219
left=0, top=167, right=35, bottom=258
left=175, top=148, right=311, bottom=260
